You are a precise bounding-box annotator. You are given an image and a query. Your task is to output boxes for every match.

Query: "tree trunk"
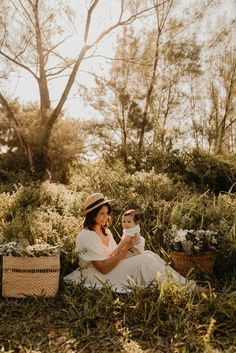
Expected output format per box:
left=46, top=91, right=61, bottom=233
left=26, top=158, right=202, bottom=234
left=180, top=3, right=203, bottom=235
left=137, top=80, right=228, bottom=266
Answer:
left=31, top=121, right=53, bottom=180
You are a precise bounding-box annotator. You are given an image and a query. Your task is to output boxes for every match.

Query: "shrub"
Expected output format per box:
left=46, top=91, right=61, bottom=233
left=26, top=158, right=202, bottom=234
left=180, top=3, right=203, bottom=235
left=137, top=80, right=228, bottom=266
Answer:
left=168, top=192, right=236, bottom=274
left=169, top=192, right=236, bottom=235
left=166, top=148, right=236, bottom=194
left=0, top=182, right=84, bottom=271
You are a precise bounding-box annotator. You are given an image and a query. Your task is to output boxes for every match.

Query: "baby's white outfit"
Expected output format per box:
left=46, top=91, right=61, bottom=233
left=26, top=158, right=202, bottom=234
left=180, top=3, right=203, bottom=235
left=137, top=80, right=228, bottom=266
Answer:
left=122, top=224, right=145, bottom=253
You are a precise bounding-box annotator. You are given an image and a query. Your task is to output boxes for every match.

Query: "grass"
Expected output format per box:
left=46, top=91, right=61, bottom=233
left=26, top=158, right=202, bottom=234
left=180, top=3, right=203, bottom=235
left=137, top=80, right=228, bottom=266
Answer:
left=0, top=276, right=236, bottom=353
left=0, top=177, right=235, bottom=352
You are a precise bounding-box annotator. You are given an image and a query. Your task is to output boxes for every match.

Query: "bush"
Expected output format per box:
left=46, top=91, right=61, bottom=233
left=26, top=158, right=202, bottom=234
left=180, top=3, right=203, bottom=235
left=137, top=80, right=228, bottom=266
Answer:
left=0, top=182, right=84, bottom=272
left=166, top=148, right=236, bottom=194
left=168, top=192, right=236, bottom=274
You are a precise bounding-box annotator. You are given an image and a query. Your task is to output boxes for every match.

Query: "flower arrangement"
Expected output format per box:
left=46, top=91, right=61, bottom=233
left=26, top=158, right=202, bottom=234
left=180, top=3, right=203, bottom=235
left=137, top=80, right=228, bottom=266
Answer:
left=165, top=225, right=220, bottom=255
left=0, top=242, right=59, bottom=257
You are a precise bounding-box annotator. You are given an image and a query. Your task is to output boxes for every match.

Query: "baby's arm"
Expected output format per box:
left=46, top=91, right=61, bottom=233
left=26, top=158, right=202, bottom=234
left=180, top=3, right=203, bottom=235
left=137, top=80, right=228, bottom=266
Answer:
left=112, top=236, right=130, bottom=256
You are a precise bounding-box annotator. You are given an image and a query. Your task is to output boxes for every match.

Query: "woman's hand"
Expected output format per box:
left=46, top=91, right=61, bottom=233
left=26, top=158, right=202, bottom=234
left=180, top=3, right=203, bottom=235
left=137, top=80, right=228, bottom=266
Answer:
left=118, top=235, right=140, bottom=253
left=111, top=235, right=138, bottom=256
left=126, top=235, right=140, bottom=248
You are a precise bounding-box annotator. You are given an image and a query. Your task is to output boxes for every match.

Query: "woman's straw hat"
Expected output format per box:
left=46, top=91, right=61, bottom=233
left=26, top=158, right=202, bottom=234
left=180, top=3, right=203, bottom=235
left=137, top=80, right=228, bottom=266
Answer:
left=80, top=193, right=115, bottom=216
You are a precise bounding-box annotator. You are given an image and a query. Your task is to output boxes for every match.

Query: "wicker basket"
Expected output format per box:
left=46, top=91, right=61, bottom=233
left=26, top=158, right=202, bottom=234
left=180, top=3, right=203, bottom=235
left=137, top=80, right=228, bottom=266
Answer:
left=2, top=255, right=60, bottom=298
left=171, top=251, right=216, bottom=277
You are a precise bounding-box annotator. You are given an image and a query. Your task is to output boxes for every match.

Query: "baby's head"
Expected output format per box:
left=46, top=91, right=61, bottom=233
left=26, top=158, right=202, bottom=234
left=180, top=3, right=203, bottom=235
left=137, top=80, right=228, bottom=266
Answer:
left=122, top=209, right=139, bottom=229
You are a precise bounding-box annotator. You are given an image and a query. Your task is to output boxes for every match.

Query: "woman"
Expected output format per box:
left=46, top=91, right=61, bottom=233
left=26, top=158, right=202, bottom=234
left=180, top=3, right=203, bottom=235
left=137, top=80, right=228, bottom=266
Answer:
left=64, top=193, right=192, bottom=293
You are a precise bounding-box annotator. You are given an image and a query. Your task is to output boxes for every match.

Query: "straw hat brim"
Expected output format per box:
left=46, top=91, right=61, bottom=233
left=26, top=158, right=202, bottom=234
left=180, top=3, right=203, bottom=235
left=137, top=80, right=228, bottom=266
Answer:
left=80, top=199, right=115, bottom=216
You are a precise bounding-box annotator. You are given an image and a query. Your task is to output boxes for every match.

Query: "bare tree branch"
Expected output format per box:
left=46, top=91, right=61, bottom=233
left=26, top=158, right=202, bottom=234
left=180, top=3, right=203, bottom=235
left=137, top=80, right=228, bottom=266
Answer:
left=0, top=50, right=38, bottom=79
left=49, top=2, right=159, bottom=127
left=46, top=60, right=77, bottom=77
left=84, top=0, right=100, bottom=43
left=44, top=35, right=73, bottom=58
left=11, top=0, right=34, bottom=27
left=82, top=54, right=153, bottom=66
left=49, top=44, right=90, bottom=127
left=89, top=3, right=159, bottom=48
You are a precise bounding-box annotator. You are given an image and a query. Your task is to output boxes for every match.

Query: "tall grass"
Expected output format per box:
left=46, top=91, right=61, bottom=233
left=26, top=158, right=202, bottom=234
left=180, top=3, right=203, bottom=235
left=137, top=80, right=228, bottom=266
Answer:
left=0, top=281, right=235, bottom=352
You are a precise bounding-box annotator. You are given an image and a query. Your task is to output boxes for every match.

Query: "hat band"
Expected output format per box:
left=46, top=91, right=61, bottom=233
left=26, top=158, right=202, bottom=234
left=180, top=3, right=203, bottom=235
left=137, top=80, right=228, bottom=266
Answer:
left=85, top=197, right=106, bottom=211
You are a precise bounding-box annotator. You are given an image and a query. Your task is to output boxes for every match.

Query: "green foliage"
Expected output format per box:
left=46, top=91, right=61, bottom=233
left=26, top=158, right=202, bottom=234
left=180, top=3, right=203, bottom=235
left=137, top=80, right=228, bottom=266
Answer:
left=0, top=103, right=85, bottom=183
left=0, top=282, right=235, bottom=352
left=48, top=118, right=85, bottom=183
left=169, top=192, right=236, bottom=235
left=0, top=182, right=84, bottom=268
left=169, top=191, right=236, bottom=272
left=166, top=149, right=236, bottom=194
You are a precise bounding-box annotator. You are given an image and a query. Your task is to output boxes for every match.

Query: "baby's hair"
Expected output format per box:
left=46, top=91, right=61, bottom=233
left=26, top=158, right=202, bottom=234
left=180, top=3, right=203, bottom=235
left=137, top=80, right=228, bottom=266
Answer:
left=123, top=209, right=140, bottom=224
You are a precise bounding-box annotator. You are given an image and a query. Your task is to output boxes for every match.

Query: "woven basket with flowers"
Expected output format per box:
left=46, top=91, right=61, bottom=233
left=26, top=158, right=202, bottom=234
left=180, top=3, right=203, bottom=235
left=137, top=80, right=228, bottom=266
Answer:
left=164, top=226, right=219, bottom=276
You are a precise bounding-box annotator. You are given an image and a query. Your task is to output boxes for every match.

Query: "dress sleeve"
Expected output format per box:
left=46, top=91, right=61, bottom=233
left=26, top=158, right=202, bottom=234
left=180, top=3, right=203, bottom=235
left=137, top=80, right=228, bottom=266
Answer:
left=76, top=229, right=112, bottom=262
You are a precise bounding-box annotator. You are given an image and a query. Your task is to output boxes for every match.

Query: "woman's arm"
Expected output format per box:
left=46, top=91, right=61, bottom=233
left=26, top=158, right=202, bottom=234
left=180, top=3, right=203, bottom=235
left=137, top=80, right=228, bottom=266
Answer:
left=92, top=237, right=137, bottom=274
left=112, top=236, right=130, bottom=256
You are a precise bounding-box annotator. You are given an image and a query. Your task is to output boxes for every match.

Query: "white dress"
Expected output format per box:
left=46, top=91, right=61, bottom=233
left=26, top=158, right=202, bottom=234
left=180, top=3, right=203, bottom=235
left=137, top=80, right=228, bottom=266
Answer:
left=64, top=228, right=189, bottom=293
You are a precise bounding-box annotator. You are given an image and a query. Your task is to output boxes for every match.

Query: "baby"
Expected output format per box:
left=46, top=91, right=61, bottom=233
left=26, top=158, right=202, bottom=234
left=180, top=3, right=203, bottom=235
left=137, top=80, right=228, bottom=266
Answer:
left=113, top=209, right=145, bottom=258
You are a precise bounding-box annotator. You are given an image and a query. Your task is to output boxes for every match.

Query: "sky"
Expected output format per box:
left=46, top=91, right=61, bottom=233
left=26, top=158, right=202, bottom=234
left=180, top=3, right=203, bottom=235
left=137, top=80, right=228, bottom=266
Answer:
left=1, top=0, right=235, bottom=121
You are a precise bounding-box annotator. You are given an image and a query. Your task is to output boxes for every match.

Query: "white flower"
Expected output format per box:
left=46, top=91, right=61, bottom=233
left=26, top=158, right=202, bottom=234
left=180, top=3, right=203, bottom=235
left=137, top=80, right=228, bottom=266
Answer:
left=173, top=229, right=187, bottom=242
left=167, top=225, right=219, bottom=254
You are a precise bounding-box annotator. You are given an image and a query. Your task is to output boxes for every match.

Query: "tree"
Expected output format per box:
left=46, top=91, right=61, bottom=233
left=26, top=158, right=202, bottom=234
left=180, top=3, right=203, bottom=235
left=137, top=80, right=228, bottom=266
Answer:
left=0, top=0, right=158, bottom=179
left=79, top=0, right=207, bottom=171
left=0, top=102, right=85, bottom=183
left=191, top=22, right=236, bottom=154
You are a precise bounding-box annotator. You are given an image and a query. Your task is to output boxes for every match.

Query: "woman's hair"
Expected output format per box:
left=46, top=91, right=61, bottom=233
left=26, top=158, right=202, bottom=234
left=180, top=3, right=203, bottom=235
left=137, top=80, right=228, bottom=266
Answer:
left=122, top=209, right=140, bottom=224
left=84, top=203, right=112, bottom=235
